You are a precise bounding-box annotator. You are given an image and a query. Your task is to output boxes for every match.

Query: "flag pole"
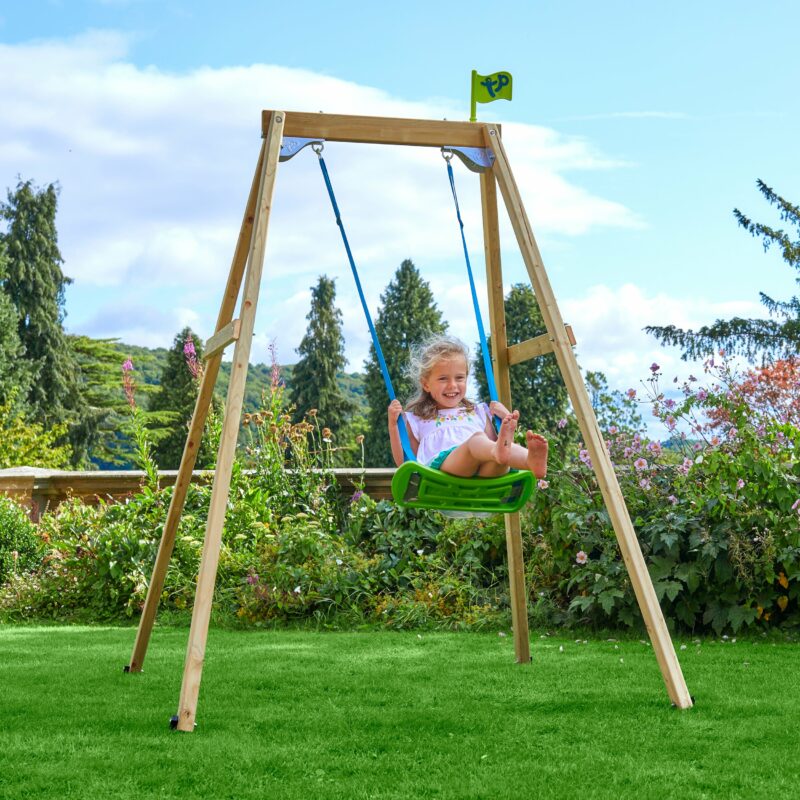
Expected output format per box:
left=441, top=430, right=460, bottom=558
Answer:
left=470, top=69, right=478, bottom=122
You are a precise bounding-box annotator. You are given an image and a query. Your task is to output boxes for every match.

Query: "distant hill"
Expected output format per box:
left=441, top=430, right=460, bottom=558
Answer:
left=113, top=342, right=368, bottom=416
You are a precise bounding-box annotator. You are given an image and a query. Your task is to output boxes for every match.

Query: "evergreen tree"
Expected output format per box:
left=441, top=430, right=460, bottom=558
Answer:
left=472, top=283, right=572, bottom=454
left=69, top=335, right=134, bottom=467
left=0, top=180, right=89, bottom=464
left=289, top=276, right=355, bottom=433
left=148, top=327, right=217, bottom=469
left=0, top=242, right=30, bottom=404
left=646, top=181, right=800, bottom=361
left=363, top=259, right=447, bottom=466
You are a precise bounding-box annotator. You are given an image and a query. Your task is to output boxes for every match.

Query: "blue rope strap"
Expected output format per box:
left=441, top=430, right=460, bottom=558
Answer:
left=445, top=158, right=501, bottom=431
left=315, top=151, right=417, bottom=462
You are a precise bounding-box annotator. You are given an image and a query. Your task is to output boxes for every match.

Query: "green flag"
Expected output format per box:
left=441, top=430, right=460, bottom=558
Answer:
left=470, top=70, right=513, bottom=121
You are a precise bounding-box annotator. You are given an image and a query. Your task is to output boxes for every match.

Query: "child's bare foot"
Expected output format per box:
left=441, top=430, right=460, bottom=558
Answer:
left=493, top=411, right=519, bottom=465
left=526, top=431, right=548, bottom=478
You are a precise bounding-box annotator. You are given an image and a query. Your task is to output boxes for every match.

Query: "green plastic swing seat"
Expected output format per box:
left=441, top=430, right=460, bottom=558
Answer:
left=391, top=461, right=535, bottom=515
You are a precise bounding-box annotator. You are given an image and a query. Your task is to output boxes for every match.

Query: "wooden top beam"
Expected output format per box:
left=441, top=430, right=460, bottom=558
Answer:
left=262, top=110, right=497, bottom=148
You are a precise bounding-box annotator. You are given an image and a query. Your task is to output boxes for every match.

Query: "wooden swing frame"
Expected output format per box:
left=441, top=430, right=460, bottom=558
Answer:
left=125, top=111, right=693, bottom=731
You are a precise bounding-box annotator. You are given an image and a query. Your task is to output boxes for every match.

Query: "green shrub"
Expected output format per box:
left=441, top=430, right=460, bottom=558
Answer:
left=0, top=496, right=42, bottom=584
left=528, top=355, right=800, bottom=634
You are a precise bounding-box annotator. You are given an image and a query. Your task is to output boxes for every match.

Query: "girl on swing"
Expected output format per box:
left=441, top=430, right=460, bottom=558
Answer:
left=388, top=335, right=549, bottom=478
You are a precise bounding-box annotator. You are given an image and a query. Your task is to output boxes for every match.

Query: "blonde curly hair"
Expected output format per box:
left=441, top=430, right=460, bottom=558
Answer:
left=404, top=334, right=476, bottom=419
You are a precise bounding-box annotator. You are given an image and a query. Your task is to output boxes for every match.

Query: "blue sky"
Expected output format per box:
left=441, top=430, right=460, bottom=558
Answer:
left=1, top=0, right=798, bottom=405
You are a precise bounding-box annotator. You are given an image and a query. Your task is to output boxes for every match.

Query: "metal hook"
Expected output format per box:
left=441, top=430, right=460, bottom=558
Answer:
left=441, top=147, right=455, bottom=163
left=312, top=141, right=324, bottom=157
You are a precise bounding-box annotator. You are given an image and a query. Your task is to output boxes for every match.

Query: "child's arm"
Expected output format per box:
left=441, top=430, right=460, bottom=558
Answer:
left=388, top=400, right=418, bottom=467
left=485, top=400, right=510, bottom=441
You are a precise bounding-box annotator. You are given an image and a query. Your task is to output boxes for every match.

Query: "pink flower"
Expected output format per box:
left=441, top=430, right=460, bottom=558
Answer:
left=792, top=499, right=800, bottom=512
left=608, top=425, right=618, bottom=435
left=122, top=358, right=134, bottom=372
left=736, top=479, right=745, bottom=490
left=575, top=550, right=588, bottom=565
left=667, top=495, right=678, bottom=505
left=557, top=418, right=567, bottom=429
left=664, top=398, right=676, bottom=410
left=665, top=416, right=677, bottom=431
left=579, top=449, right=592, bottom=468
left=647, top=441, right=662, bottom=456
left=626, top=388, right=637, bottom=400
left=696, top=389, right=708, bottom=402
left=710, top=435, right=720, bottom=447
left=634, top=457, right=648, bottom=471
left=537, top=479, right=549, bottom=490
left=639, top=478, right=651, bottom=490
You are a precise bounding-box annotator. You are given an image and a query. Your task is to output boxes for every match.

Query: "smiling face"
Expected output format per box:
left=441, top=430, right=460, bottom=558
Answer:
left=421, top=356, right=468, bottom=409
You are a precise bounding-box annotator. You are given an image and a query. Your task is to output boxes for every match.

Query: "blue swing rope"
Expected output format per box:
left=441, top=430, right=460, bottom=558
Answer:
left=312, top=142, right=503, bottom=461
left=314, top=145, right=417, bottom=462
left=443, top=153, right=501, bottom=432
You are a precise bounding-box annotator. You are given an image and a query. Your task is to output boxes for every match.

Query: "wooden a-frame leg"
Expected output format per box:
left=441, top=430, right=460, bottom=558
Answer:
left=173, top=112, right=286, bottom=732
left=480, top=171, right=530, bottom=663
left=126, top=141, right=268, bottom=673
left=484, top=125, right=693, bottom=709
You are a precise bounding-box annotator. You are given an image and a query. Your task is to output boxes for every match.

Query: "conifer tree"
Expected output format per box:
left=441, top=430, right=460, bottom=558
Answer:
left=0, top=180, right=89, bottom=464
left=646, top=181, right=800, bottom=361
left=289, top=276, right=355, bottom=434
left=148, top=327, right=216, bottom=469
left=363, top=259, right=446, bottom=466
left=472, top=283, right=572, bottom=453
left=0, top=242, right=30, bottom=404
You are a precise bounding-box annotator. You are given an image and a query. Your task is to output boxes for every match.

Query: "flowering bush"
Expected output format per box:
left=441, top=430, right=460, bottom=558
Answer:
left=529, top=355, right=800, bottom=633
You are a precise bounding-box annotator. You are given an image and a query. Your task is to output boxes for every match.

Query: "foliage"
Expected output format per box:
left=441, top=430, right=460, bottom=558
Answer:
left=0, top=496, right=42, bottom=585
left=290, top=275, right=356, bottom=435
left=0, top=179, right=89, bottom=465
left=147, top=327, right=218, bottom=469
left=646, top=180, right=800, bottom=361
left=472, top=283, right=572, bottom=455
left=0, top=242, right=31, bottom=404
left=0, top=389, right=73, bottom=469
left=363, top=259, right=447, bottom=466
left=584, top=370, right=643, bottom=435
left=531, top=355, right=800, bottom=634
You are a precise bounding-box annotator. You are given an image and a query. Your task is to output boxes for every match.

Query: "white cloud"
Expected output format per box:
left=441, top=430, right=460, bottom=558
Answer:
left=0, top=29, right=647, bottom=363
left=561, top=283, right=762, bottom=391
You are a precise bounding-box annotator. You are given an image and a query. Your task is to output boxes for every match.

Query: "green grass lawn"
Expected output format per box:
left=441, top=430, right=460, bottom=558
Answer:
left=1, top=625, right=798, bottom=799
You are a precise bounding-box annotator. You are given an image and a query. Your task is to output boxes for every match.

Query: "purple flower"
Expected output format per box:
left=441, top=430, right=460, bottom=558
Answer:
left=626, top=388, right=637, bottom=400
left=246, top=573, right=259, bottom=585
left=650, top=362, right=660, bottom=373
left=634, top=457, right=648, bottom=471
left=667, top=495, right=678, bottom=505
left=736, top=479, right=745, bottom=490
left=664, top=398, right=676, bottom=410
left=122, top=358, right=134, bottom=372
left=696, top=389, right=708, bottom=402
left=579, top=449, right=592, bottom=468
left=557, top=418, right=568, bottom=429
left=639, top=478, right=651, bottom=490
left=183, top=340, right=197, bottom=357
left=349, top=489, right=364, bottom=504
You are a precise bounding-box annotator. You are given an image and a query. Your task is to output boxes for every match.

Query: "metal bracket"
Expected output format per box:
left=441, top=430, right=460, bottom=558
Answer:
left=279, top=137, right=325, bottom=162
left=442, top=146, right=495, bottom=173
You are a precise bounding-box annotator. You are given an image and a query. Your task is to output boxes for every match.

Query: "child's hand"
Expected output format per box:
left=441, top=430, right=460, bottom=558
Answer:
left=489, top=400, right=511, bottom=419
left=388, top=399, right=403, bottom=423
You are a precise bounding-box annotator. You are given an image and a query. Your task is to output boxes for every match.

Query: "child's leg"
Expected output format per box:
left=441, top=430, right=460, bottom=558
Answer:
left=439, top=414, right=519, bottom=477
left=474, top=431, right=549, bottom=478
